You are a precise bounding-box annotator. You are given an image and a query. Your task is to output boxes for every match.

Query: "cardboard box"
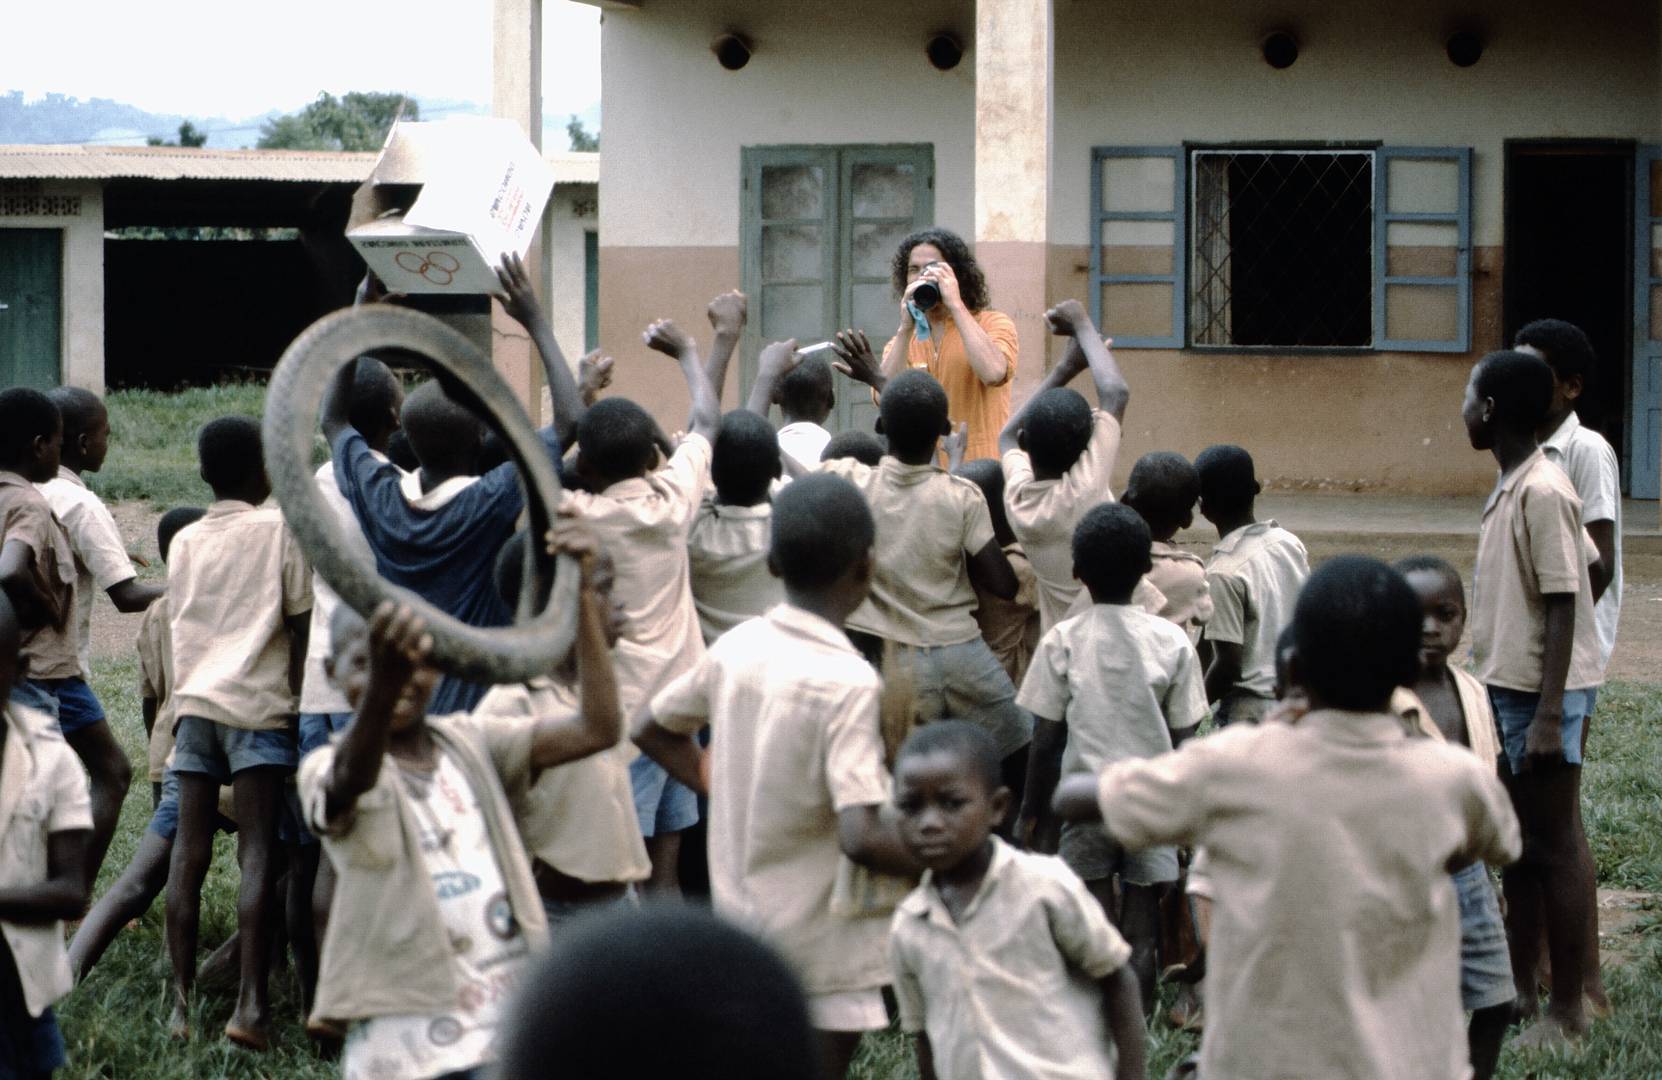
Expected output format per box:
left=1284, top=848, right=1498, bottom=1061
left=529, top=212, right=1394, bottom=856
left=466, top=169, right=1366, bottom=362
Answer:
left=346, top=117, right=555, bottom=294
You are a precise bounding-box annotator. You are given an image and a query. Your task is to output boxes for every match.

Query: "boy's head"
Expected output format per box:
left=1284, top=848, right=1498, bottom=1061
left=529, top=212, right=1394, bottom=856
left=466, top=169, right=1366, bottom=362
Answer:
left=497, top=904, right=818, bottom=1080
left=954, top=459, right=1014, bottom=547
left=1514, top=318, right=1594, bottom=424
left=1071, top=502, right=1153, bottom=604
left=401, top=380, right=486, bottom=478
left=893, top=720, right=1009, bottom=874
left=156, top=506, right=207, bottom=565
left=47, top=386, right=109, bottom=473
left=576, top=397, right=660, bottom=490
left=1462, top=350, right=1554, bottom=451
left=777, top=354, right=833, bottom=425
left=1017, top=387, right=1093, bottom=477
left=820, top=429, right=885, bottom=467
left=768, top=473, right=874, bottom=601
left=494, top=529, right=626, bottom=649
left=324, top=605, right=435, bottom=731
left=196, top=415, right=268, bottom=502
left=0, top=387, right=63, bottom=482
left=712, top=410, right=781, bottom=507
left=1291, top=555, right=1420, bottom=713
left=1393, top=555, right=1466, bottom=677
left=878, top=370, right=951, bottom=463
left=1122, top=451, right=1201, bottom=539
left=347, top=356, right=406, bottom=451
left=1193, top=444, right=1260, bottom=525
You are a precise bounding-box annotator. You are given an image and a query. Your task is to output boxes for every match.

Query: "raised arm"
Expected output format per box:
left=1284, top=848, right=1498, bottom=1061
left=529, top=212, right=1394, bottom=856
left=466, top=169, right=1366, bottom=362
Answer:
left=1047, top=299, right=1129, bottom=422
left=704, top=290, right=748, bottom=402
left=323, top=603, right=435, bottom=824
left=745, top=339, right=802, bottom=416
left=497, top=253, right=585, bottom=450
left=644, top=319, right=721, bottom=444
left=319, top=356, right=359, bottom=446
left=833, top=329, right=889, bottom=396
left=997, top=333, right=1089, bottom=456
left=527, top=514, right=623, bottom=770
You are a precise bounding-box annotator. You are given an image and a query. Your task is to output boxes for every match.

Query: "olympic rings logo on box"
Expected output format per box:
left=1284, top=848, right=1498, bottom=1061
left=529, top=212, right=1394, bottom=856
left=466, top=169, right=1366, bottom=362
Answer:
left=394, top=250, right=464, bottom=286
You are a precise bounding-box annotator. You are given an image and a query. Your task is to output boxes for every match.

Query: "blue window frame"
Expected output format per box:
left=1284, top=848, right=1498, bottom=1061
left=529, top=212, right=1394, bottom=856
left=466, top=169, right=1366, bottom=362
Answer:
left=1089, top=147, right=1185, bottom=348
left=1374, top=147, right=1472, bottom=352
left=1630, top=145, right=1662, bottom=499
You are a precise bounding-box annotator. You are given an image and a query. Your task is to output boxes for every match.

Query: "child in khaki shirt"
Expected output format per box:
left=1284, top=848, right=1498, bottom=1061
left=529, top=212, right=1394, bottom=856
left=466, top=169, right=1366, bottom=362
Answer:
left=890, top=721, right=1146, bottom=1080
left=1058, top=556, right=1520, bottom=1080
left=1121, top=451, right=1213, bottom=638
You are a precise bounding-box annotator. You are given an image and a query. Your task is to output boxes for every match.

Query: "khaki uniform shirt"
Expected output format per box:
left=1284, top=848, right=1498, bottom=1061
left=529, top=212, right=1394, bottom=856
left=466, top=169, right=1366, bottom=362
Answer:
left=973, top=543, right=1040, bottom=687
left=1001, top=411, right=1121, bottom=633
left=890, top=838, right=1132, bottom=1080
left=1148, top=541, right=1212, bottom=636
left=1470, top=450, right=1602, bottom=692
left=136, top=600, right=175, bottom=783
left=687, top=499, right=783, bottom=646
left=1019, top=603, right=1208, bottom=777
left=1541, top=414, right=1622, bottom=672
left=650, top=604, right=893, bottom=995
left=473, top=679, right=650, bottom=885
left=0, top=703, right=92, bottom=1017
left=1393, top=667, right=1503, bottom=769
left=1097, top=710, right=1520, bottom=1080
left=168, top=500, right=312, bottom=731
left=1203, top=520, right=1309, bottom=700
left=39, top=466, right=137, bottom=679
left=298, top=712, right=549, bottom=1027
left=820, top=457, right=995, bottom=647
left=0, top=473, right=78, bottom=681
left=563, top=433, right=711, bottom=719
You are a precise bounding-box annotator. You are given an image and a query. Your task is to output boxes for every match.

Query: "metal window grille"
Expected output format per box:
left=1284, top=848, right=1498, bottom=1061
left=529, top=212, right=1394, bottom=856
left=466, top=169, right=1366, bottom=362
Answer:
left=0, top=194, right=81, bottom=217
left=1190, top=150, right=1373, bottom=347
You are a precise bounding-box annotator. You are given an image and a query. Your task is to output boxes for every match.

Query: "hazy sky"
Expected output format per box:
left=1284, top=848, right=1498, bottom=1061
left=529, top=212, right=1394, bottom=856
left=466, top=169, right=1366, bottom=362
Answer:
left=3, top=0, right=600, bottom=129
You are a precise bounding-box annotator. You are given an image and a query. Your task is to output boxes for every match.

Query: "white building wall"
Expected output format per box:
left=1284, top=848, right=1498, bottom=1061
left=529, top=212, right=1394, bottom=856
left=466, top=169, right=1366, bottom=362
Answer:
left=1, top=179, right=103, bottom=391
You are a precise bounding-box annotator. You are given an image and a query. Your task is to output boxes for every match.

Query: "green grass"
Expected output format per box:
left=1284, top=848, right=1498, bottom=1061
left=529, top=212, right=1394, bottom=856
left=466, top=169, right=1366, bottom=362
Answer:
left=91, top=385, right=271, bottom=507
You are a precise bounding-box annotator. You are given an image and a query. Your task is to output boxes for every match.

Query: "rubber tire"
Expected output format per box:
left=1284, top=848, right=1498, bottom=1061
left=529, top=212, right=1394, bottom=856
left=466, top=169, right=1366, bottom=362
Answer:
left=264, top=304, right=579, bottom=684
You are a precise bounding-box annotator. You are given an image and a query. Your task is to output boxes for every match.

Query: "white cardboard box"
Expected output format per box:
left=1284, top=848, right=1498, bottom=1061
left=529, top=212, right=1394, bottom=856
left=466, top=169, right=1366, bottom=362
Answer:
left=346, top=117, right=555, bottom=295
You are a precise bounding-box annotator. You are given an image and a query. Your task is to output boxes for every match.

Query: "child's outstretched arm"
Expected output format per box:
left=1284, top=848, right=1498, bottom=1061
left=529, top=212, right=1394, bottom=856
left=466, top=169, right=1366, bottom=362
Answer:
left=323, top=603, right=435, bottom=824
left=744, top=339, right=802, bottom=416
left=0, top=828, right=89, bottom=923
left=644, top=319, right=721, bottom=444
left=527, top=513, right=623, bottom=771
left=704, top=290, right=747, bottom=402
left=498, top=253, right=586, bottom=451
left=1047, top=300, right=1129, bottom=421
left=1100, top=965, right=1149, bottom=1080
left=837, top=803, right=922, bottom=876
left=996, top=332, right=1088, bottom=456
left=1052, top=773, right=1105, bottom=822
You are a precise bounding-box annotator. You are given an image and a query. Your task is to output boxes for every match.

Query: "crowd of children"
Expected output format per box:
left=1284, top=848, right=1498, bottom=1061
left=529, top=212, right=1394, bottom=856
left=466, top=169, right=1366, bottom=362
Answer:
left=0, top=248, right=1628, bottom=1079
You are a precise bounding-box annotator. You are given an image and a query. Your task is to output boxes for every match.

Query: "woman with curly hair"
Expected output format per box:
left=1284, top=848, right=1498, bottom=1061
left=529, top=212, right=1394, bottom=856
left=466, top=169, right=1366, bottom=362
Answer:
left=832, top=228, right=1018, bottom=462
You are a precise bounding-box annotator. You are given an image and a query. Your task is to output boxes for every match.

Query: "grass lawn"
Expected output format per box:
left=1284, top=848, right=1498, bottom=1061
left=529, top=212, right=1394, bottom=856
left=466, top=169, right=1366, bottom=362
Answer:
left=49, top=388, right=1662, bottom=1077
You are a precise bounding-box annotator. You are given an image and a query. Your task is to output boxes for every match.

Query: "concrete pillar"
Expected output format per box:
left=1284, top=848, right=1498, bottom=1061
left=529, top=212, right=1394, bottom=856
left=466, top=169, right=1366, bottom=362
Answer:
left=492, top=0, right=546, bottom=416
left=974, top=0, right=1054, bottom=400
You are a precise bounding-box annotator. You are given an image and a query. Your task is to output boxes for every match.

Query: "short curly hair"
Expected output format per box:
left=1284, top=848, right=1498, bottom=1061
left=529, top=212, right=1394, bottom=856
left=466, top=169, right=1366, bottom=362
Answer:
left=890, top=228, right=990, bottom=312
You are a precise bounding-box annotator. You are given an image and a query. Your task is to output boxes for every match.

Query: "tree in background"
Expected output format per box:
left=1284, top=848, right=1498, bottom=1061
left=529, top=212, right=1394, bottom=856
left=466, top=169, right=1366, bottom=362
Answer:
left=146, top=121, right=208, bottom=147
left=257, top=92, right=415, bottom=151
left=567, top=114, right=599, bottom=152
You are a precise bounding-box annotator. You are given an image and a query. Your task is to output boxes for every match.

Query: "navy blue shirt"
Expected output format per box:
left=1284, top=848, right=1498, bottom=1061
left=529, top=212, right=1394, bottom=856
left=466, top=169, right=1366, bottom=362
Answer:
left=331, top=426, right=560, bottom=713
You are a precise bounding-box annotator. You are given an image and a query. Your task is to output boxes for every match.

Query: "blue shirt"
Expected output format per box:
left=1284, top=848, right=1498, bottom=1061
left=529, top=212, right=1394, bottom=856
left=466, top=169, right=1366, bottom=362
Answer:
left=331, top=426, right=561, bottom=713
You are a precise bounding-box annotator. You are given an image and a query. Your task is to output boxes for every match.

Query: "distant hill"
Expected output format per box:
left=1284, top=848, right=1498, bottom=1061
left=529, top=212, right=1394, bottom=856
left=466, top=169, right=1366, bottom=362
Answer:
left=0, top=91, right=600, bottom=150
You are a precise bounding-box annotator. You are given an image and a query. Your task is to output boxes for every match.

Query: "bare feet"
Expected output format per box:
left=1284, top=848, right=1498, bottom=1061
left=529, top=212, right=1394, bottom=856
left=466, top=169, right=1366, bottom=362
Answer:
left=224, top=1016, right=272, bottom=1052
left=167, top=997, right=191, bottom=1041
left=1509, top=1016, right=1585, bottom=1051
left=1585, top=985, right=1614, bottom=1019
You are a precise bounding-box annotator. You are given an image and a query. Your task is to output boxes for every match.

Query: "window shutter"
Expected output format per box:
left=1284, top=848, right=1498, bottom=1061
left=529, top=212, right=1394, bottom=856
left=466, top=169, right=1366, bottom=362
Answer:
left=1630, top=145, right=1662, bottom=498
left=1373, top=147, right=1472, bottom=352
left=1090, top=147, right=1185, bottom=347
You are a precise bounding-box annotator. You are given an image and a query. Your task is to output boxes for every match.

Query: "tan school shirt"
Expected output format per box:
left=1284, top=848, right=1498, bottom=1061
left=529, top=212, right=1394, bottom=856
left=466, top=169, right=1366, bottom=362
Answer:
left=1148, top=541, right=1212, bottom=636
left=1002, top=410, right=1121, bottom=633
left=135, top=599, right=175, bottom=783
left=686, top=498, right=783, bottom=647
left=1202, top=520, right=1309, bottom=700
left=650, top=603, right=894, bottom=995
left=1469, top=449, right=1602, bottom=692
left=39, top=466, right=138, bottom=680
left=973, top=542, right=1040, bottom=687
left=890, top=837, right=1133, bottom=1080
left=562, top=433, right=711, bottom=720
left=819, top=456, right=995, bottom=647
left=0, top=703, right=92, bottom=1018
left=473, top=678, right=650, bottom=885
left=1097, top=709, right=1520, bottom=1080
left=1391, top=666, right=1503, bottom=769
left=0, top=473, right=79, bottom=681
left=894, top=308, right=1018, bottom=463
left=168, top=500, right=312, bottom=731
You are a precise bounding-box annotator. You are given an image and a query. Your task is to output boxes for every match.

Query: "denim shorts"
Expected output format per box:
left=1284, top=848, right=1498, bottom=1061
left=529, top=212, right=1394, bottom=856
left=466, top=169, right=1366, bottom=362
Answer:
left=1452, top=861, right=1514, bottom=1011
left=299, top=710, right=355, bottom=758
left=1488, top=687, right=1597, bottom=773
left=901, top=638, right=1033, bottom=759
left=629, top=755, right=699, bottom=838
left=28, top=676, right=106, bottom=735
left=171, top=715, right=298, bottom=784
left=1059, top=820, right=1179, bottom=885
left=146, top=769, right=242, bottom=842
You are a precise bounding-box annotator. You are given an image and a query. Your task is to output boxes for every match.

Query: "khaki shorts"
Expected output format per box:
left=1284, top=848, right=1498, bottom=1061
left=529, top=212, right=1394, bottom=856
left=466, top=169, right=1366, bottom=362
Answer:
left=1060, top=820, right=1179, bottom=885
left=807, top=987, right=889, bottom=1032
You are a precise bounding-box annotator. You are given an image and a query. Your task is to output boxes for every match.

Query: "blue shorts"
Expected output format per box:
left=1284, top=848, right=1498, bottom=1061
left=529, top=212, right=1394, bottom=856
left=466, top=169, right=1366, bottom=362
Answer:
left=146, top=769, right=241, bottom=842
left=9, top=679, right=58, bottom=721
left=1452, top=861, right=1514, bottom=1011
left=171, top=715, right=298, bottom=784
left=0, top=923, right=65, bottom=1075
left=299, top=710, right=355, bottom=757
left=1488, top=687, right=1597, bottom=773
left=629, top=755, right=699, bottom=838
left=33, top=676, right=107, bottom=736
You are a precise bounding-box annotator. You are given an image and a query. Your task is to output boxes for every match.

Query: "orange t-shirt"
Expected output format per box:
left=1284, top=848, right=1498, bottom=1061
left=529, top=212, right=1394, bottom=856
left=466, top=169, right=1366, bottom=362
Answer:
left=895, top=308, right=1018, bottom=463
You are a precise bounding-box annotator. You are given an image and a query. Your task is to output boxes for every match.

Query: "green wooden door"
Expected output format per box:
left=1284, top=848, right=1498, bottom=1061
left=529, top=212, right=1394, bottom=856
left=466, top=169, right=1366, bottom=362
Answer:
left=740, top=145, right=934, bottom=434
left=0, top=229, right=63, bottom=389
